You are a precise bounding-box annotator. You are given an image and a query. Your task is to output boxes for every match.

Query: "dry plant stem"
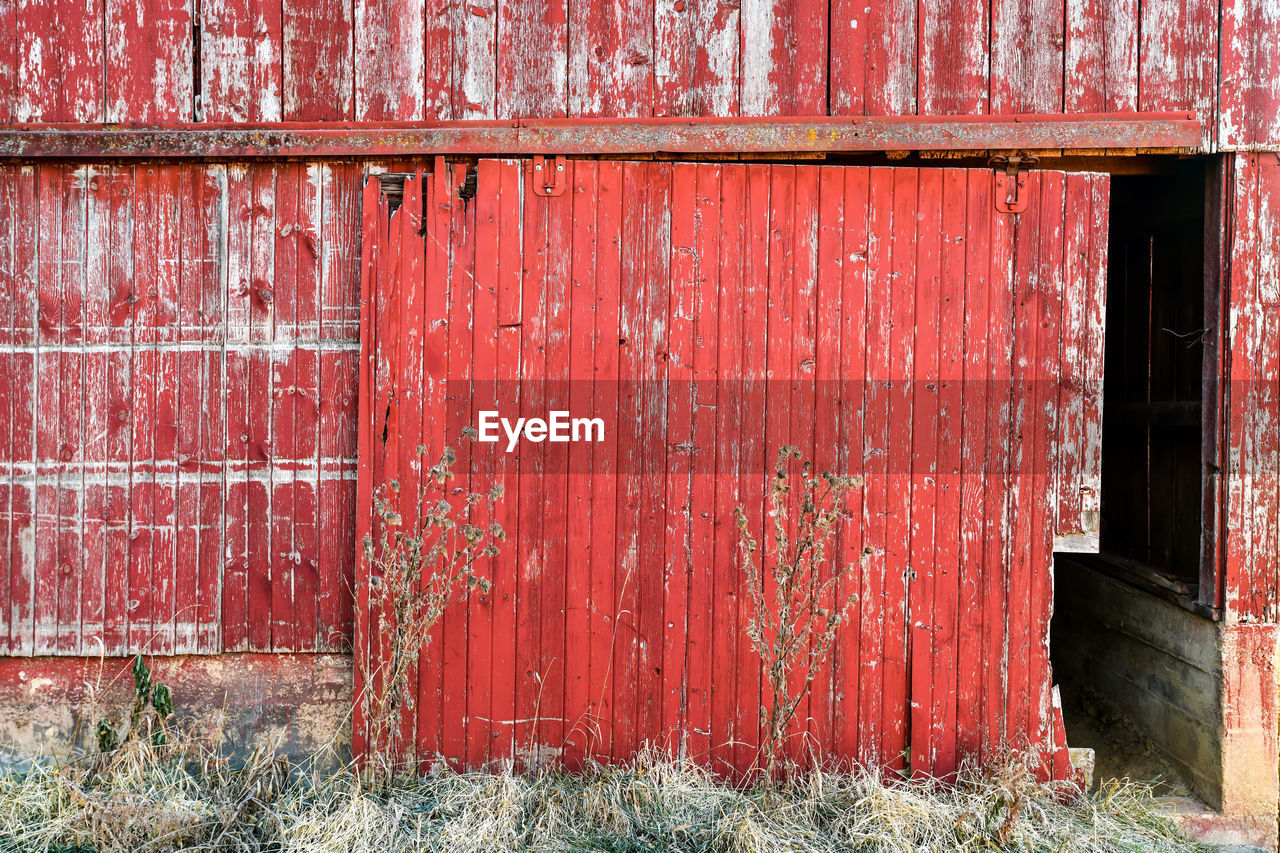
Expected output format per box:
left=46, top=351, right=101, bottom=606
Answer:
left=357, top=444, right=504, bottom=787
left=737, top=445, right=875, bottom=781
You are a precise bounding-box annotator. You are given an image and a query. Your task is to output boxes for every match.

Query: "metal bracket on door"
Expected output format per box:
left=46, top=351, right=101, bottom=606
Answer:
left=532, top=155, right=567, bottom=197
left=990, top=154, right=1038, bottom=214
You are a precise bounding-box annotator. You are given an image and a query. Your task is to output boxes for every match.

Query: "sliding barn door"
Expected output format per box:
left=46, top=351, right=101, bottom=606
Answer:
left=355, top=159, right=1109, bottom=777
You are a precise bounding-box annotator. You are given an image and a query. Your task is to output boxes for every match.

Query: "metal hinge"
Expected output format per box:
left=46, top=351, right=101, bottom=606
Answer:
left=532, top=155, right=567, bottom=197
left=990, top=154, right=1038, bottom=214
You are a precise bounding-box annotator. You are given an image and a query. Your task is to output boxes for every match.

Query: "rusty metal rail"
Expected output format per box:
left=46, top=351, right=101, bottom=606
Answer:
left=0, top=113, right=1202, bottom=158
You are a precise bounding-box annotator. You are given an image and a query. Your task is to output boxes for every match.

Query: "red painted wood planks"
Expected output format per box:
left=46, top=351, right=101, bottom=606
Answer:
left=107, top=0, right=194, bottom=122
left=1220, top=0, right=1280, bottom=147
left=200, top=0, right=283, bottom=121
left=282, top=0, right=354, bottom=120
left=355, top=158, right=1111, bottom=777
left=1223, top=153, right=1280, bottom=621
left=0, top=163, right=360, bottom=658
left=0, top=0, right=1267, bottom=142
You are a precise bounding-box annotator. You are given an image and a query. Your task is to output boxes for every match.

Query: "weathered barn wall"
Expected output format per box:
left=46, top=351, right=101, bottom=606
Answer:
left=355, top=161, right=1108, bottom=775
left=0, top=162, right=362, bottom=656
left=0, top=0, right=1272, bottom=149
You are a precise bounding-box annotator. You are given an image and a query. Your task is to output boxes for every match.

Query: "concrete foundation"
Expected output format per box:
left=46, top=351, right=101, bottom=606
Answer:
left=0, top=653, right=352, bottom=767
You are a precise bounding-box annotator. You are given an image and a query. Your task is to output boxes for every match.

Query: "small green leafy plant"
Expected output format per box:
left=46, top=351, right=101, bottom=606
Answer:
left=96, top=654, right=175, bottom=752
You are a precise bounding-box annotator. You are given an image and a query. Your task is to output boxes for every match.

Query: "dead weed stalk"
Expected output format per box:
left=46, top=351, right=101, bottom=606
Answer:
left=737, top=445, right=875, bottom=780
left=356, top=444, right=503, bottom=787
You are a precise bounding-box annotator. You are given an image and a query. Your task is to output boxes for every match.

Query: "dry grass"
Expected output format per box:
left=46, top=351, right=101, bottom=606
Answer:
left=0, top=736, right=1203, bottom=853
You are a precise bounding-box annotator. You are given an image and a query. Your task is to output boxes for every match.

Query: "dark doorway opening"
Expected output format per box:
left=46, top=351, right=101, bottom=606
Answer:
left=1098, top=162, right=1213, bottom=595
left=1052, top=159, right=1222, bottom=803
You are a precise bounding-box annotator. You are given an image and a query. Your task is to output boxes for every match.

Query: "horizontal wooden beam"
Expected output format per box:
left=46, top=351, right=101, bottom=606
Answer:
left=0, top=114, right=1203, bottom=158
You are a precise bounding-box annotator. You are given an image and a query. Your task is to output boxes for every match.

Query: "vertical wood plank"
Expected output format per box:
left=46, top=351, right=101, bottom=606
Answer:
left=918, top=0, right=988, bottom=114
left=398, top=169, right=433, bottom=762
left=829, top=0, right=916, bottom=115
left=352, top=173, right=384, bottom=760
left=127, top=165, right=157, bottom=652
left=991, top=0, right=1065, bottom=114
left=467, top=160, right=501, bottom=767
left=787, top=164, right=821, bottom=765
left=0, top=168, right=15, bottom=652
left=222, top=166, right=252, bottom=652
left=907, top=167, right=942, bottom=775
left=107, top=0, right=194, bottom=121
left=929, top=168, right=966, bottom=776
left=496, top=0, right=568, bottom=118
left=956, top=169, right=991, bottom=762
left=246, top=165, right=276, bottom=651
left=735, top=163, right=770, bottom=772
left=572, top=0, right=655, bottom=117
left=1138, top=0, right=1217, bottom=147
left=1064, top=0, right=1138, bottom=112
left=489, top=159, right=523, bottom=760
left=653, top=0, right=736, bottom=116
left=709, top=162, right=745, bottom=773
left=102, top=166, right=134, bottom=656
left=661, top=162, right=697, bottom=756
left=54, top=166, right=87, bottom=655
left=881, top=167, right=917, bottom=773
left=0, top=1, right=14, bottom=123
left=562, top=159, right=597, bottom=765
left=270, top=164, right=301, bottom=652
left=637, top=162, right=672, bottom=754
left=1003, top=172, right=1045, bottom=744
left=684, top=162, right=719, bottom=763
left=1219, top=0, right=1280, bottom=148
left=283, top=0, right=354, bottom=120
left=514, top=158, right=549, bottom=764
left=833, top=167, right=869, bottom=764
left=539, top=161, right=573, bottom=763
left=981, top=171, right=1016, bottom=759
left=810, top=163, right=843, bottom=761
left=453, top=0, right=495, bottom=118
left=201, top=0, right=284, bottom=121
left=585, top=161, right=622, bottom=760
left=172, top=166, right=201, bottom=654
left=1030, top=172, right=1066, bottom=748
left=740, top=0, right=826, bottom=115
left=761, top=163, right=795, bottom=763
left=611, top=161, right=646, bottom=762
left=1224, top=155, right=1280, bottom=620
left=443, top=166, right=478, bottom=765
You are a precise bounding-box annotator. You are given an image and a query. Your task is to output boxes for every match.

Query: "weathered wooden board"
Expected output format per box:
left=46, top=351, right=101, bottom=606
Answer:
left=0, top=163, right=361, bottom=656
left=0, top=2, right=1271, bottom=148
left=1220, top=0, right=1280, bottom=149
left=1223, top=153, right=1280, bottom=621
left=355, top=159, right=1109, bottom=775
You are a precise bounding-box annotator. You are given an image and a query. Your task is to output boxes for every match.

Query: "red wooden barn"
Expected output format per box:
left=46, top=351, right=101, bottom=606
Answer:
left=0, top=1, right=1277, bottom=847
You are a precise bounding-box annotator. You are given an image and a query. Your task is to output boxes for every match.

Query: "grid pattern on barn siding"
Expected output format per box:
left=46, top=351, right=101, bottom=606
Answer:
left=0, top=162, right=362, bottom=656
